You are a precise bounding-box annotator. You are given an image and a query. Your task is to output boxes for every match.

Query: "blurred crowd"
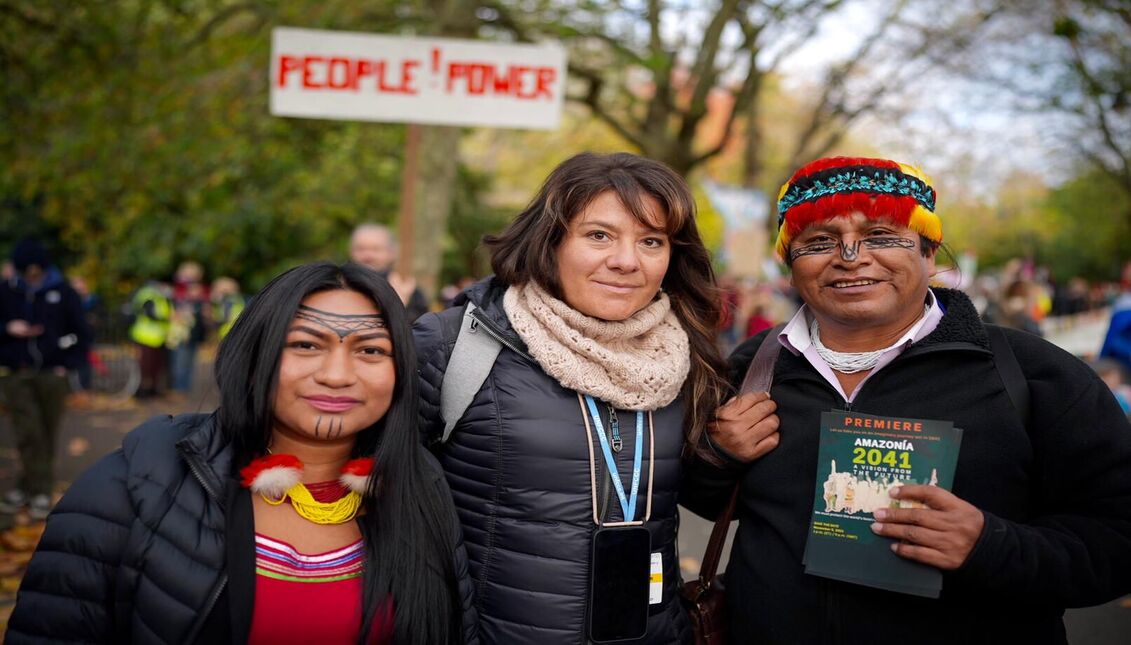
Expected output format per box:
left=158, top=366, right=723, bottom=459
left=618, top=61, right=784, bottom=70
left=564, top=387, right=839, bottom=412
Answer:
left=2, top=229, right=1130, bottom=521
left=713, top=257, right=1131, bottom=420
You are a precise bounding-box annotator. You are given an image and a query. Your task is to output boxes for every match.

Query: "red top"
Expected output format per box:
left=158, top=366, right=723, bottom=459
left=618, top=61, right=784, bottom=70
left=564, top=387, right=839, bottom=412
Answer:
left=248, top=533, right=392, bottom=644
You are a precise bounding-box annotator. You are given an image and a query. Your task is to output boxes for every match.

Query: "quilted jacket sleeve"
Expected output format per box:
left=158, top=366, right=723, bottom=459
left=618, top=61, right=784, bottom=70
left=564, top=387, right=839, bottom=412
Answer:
left=7, top=449, right=134, bottom=643
left=441, top=469, right=480, bottom=645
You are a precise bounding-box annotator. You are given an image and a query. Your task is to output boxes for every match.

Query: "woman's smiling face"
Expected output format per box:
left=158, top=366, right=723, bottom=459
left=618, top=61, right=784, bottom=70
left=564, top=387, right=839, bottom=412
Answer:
left=555, top=191, right=671, bottom=321
left=271, top=289, right=396, bottom=445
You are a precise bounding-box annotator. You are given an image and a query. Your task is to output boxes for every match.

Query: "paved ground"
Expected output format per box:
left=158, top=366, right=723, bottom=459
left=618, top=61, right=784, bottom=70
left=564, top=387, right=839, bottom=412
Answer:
left=0, top=314, right=1126, bottom=641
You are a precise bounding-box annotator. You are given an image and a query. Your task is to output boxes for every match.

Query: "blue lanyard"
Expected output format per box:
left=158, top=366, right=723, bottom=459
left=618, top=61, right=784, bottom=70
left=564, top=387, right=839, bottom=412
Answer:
left=584, top=395, right=644, bottom=523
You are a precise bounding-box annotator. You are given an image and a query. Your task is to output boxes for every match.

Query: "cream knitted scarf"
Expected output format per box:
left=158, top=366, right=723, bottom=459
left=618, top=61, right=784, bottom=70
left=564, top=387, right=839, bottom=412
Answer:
left=503, top=281, right=691, bottom=411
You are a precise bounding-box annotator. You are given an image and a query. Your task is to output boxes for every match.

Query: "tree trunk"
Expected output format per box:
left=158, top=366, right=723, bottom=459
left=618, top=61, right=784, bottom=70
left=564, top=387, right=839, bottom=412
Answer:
left=410, top=124, right=461, bottom=298
left=406, top=0, right=478, bottom=300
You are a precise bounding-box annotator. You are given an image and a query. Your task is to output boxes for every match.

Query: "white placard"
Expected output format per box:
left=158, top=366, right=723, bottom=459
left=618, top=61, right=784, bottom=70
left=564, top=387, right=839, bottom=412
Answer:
left=270, top=27, right=567, bottom=130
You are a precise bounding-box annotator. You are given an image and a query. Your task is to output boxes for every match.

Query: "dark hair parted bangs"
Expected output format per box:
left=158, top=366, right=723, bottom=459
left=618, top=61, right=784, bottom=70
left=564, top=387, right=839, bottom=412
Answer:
left=485, top=152, right=728, bottom=463
left=214, top=262, right=461, bottom=645
left=486, top=152, right=694, bottom=295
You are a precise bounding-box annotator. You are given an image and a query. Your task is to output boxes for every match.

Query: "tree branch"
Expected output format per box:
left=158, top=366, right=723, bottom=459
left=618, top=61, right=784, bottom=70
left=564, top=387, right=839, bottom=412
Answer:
left=185, top=2, right=270, bottom=50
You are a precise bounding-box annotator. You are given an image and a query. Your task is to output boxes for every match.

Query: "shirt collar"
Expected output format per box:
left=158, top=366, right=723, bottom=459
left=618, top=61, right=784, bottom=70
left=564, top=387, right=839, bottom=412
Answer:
left=779, top=289, right=942, bottom=355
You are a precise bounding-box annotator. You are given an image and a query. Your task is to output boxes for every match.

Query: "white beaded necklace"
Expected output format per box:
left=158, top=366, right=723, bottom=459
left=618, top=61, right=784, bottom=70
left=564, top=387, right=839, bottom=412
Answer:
left=809, top=305, right=929, bottom=374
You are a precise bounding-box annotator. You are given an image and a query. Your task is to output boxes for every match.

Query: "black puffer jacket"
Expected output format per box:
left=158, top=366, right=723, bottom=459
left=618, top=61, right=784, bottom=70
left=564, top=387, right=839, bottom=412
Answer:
left=683, top=288, right=1131, bottom=645
left=415, top=279, right=692, bottom=644
left=7, top=413, right=479, bottom=644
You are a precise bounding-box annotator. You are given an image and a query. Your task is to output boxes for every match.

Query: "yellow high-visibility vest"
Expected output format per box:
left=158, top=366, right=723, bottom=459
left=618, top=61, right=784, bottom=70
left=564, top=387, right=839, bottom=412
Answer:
left=215, top=296, right=245, bottom=340
left=129, top=285, right=171, bottom=348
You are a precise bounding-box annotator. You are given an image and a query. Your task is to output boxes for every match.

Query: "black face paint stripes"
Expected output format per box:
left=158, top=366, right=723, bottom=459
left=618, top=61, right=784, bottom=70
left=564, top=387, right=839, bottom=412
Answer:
left=789, top=235, right=917, bottom=262
left=295, top=305, right=386, bottom=341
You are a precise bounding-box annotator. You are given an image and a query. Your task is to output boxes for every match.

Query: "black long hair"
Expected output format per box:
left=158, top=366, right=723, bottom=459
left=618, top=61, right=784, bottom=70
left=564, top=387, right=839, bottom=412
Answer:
left=214, top=262, right=461, bottom=644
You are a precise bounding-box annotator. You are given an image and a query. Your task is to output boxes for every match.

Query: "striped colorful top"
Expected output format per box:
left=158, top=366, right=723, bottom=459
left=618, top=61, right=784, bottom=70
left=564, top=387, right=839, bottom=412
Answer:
left=254, top=533, right=365, bottom=583
left=249, top=533, right=392, bottom=644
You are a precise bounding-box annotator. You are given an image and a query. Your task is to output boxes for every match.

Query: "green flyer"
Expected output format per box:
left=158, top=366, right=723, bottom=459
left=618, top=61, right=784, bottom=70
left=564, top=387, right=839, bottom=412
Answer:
left=803, top=410, right=964, bottom=598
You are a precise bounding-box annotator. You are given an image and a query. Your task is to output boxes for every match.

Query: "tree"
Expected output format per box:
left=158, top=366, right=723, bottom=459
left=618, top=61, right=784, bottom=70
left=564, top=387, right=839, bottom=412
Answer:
left=0, top=1, right=445, bottom=296
left=954, top=1, right=1131, bottom=225
left=481, top=1, right=1001, bottom=186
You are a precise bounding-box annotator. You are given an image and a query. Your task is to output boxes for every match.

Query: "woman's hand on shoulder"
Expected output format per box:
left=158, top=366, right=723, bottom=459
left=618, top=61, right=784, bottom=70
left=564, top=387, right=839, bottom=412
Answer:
left=709, top=391, right=780, bottom=463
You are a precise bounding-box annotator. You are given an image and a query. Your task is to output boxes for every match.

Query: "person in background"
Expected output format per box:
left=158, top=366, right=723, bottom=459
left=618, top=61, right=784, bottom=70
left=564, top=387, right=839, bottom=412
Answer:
left=168, top=261, right=210, bottom=396
left=0, top=239, right=90, bottom=519
left=350, top=224, right=430, bottom=321
left=211, top=276, right=246, bottom=342
left=997, top=279, right=1044, bottom=336
left=684, top=156, right=1131, bottom=644
left=129, top=279, right=171, bottom=398
left=8, top=262, right=478, bottom=644
left=1100, top=280, right=1131, bottom=375
left=69, top=274, right=101, bottom=391
left=1092, top=358, right=1131, bottom=417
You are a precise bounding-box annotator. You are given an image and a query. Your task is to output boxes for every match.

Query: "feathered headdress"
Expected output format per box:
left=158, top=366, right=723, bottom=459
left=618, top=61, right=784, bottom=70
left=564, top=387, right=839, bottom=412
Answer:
left=775, top=157, right=940, bottom=261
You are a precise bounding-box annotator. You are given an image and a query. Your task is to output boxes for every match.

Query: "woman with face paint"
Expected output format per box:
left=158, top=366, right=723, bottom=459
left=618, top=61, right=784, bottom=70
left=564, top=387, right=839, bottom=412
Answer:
left=8, top=263, right=478, bottom=645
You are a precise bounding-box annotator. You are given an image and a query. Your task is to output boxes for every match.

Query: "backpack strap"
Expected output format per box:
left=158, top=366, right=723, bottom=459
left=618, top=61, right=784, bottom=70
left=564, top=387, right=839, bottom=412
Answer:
left=439, top=302, right=503, bottom=443
left=987, top=324, right=1031, bottom=429
left=739, top=324, right=787, bottom=395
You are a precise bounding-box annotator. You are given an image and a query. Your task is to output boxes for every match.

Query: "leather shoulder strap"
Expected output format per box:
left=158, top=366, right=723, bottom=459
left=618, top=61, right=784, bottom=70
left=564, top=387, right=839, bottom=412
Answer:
left=699, top=324, right=785, bottom=584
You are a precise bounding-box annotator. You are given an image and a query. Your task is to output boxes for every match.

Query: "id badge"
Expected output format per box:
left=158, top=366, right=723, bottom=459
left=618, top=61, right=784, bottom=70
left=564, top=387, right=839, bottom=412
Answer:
left=588, top=525, right=652, bottom=643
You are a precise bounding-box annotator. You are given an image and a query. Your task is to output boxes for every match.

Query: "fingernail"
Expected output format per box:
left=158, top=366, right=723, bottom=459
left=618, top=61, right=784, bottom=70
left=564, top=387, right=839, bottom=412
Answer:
left=890, top=543, right=899, bottom=552
left=873, top=509, right=888, bottom=520
left=870, top=522, right=882, bottom=533
left=889, top=486, right=901, bottom=497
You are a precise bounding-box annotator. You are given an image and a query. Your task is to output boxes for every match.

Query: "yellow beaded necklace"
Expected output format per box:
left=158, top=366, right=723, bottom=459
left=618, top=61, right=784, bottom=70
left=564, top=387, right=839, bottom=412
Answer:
left=240, top=454, right=374, bottom=526
left=259, top=482, right=364, bottom=525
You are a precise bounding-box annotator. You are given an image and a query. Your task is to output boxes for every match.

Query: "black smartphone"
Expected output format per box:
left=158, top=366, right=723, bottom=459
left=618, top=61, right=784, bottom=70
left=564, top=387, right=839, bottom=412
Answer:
left=587, top=526, right=652, bottom=643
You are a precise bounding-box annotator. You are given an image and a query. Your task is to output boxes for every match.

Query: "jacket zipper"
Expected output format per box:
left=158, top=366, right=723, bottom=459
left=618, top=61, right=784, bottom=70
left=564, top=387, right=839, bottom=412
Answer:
left=25, top=289, right=43, bottom=369
left=608, top=405, right=622, bottom=452
left=468, top=308, right=535, bottom=363
left=599, top=406, right=615, bottom=523
left=179, top=449, right=227, bottom=644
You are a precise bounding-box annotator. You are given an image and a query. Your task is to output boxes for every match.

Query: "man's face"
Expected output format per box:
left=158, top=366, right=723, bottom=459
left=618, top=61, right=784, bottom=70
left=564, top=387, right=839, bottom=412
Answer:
left=350, top=229, right=394, bottom=272
left=20, top=264, right=44, bottom=285
left=788, top=211, right=936, bottom=342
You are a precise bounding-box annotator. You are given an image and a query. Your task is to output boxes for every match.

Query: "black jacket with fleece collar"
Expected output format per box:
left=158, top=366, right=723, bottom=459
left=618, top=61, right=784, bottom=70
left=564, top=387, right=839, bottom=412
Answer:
left=7, top=413, right=479, bottom=644
left=682, top=288, right=1131, bottom=645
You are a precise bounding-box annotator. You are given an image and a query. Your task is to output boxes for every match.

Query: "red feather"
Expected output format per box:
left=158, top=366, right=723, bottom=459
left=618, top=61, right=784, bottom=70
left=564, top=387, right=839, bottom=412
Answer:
left=790, top=156, right=901, bottom=182
left=341, top=458, right=375, bottom=477
left=239, top=454, right=303, bottom=488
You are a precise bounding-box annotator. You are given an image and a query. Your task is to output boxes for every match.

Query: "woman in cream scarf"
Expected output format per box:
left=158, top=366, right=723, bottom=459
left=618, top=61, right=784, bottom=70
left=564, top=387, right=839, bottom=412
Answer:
left=414, top=152, right=730, bottom=644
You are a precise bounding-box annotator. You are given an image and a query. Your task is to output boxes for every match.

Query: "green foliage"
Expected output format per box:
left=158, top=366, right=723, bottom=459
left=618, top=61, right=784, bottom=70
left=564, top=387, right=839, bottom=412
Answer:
left=441, top=166, right=512, bottom=286
left=1041, top=169, right=1131, bottom=280
left=0, top=1, right=412, bottom=299
left=953, top=167, right=1131, bottom=281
